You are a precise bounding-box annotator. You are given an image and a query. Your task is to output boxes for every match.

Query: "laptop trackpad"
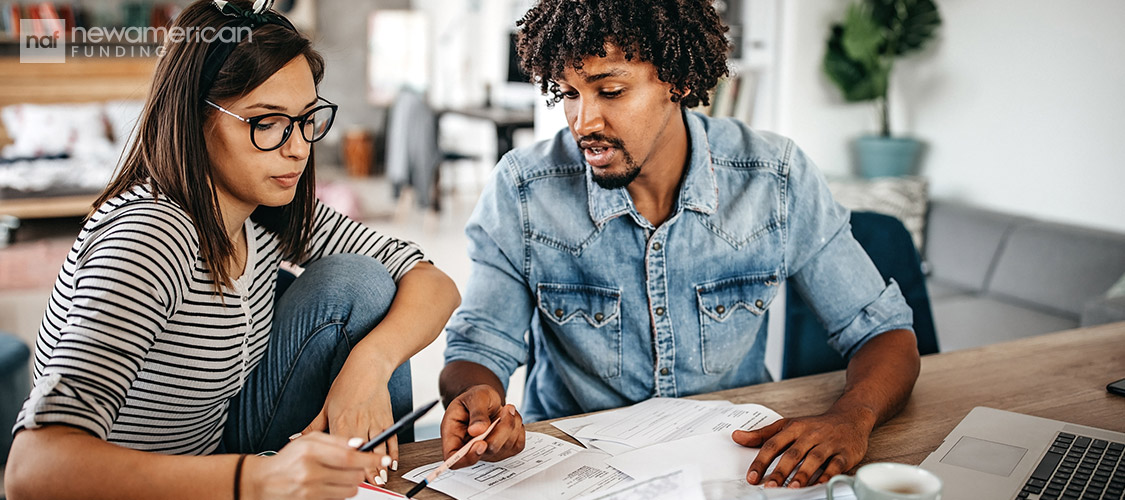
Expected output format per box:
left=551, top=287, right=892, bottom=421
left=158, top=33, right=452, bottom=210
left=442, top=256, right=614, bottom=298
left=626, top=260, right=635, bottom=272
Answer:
left=940, top=436, right=1028, bottom=476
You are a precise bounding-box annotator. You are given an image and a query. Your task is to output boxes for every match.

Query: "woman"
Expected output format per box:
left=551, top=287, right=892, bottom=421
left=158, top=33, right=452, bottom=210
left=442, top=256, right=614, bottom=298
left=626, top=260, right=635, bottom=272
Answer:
left=4, top=1, right=460, bottom=498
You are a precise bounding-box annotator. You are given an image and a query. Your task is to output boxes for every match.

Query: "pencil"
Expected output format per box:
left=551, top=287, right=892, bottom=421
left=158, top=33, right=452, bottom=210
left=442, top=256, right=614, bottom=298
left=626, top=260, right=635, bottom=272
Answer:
left=405, top=418, right=501, bottom=498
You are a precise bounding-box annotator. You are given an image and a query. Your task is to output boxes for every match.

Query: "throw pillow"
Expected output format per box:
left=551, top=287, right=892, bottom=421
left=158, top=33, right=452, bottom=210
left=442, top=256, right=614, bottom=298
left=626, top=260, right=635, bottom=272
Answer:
left=827, top=176, right=929, bottom=252
left=1107, top=272, right=1125, bottom=299
left=0, top=103, right=113, bottom=159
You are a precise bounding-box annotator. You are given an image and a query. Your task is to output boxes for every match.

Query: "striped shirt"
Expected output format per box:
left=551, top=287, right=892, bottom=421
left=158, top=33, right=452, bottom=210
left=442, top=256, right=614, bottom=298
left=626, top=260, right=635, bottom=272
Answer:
left=13, top=184, right=425, bottom=455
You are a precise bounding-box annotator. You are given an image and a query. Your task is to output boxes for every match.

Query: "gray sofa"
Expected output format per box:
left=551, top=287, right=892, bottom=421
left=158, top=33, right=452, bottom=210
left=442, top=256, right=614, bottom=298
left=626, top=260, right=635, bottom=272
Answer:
left=924, top=200, right=1125, bottom=351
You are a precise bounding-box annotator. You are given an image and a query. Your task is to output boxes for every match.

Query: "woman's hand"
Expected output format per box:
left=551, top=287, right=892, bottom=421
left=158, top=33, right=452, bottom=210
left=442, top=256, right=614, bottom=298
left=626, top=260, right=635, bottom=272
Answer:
left=299, top=351, right=397, bottom=485
left=244, top=432, right=390, bottom=500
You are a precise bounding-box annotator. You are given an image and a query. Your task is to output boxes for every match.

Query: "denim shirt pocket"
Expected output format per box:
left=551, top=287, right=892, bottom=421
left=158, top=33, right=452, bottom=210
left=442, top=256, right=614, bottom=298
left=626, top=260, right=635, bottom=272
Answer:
left=695, top=272, right=781, bottom=374
left=536, top=283, right=623, bottom=379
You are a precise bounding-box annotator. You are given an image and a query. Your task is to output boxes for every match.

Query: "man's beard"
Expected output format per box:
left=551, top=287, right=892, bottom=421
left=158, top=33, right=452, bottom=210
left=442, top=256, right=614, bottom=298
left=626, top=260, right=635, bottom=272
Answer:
left=581, top=134, right=642, bottom=190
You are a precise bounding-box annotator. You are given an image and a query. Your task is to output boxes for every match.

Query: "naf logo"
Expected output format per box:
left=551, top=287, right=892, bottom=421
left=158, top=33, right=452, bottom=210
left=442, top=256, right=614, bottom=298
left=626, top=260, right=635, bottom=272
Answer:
left=20, top=19, right=66, bottom=63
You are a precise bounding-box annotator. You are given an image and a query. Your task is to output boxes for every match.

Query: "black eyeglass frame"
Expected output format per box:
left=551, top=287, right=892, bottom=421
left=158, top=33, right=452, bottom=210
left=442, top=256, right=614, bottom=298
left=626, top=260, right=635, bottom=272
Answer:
left=205, top=96, right=338, bottom=152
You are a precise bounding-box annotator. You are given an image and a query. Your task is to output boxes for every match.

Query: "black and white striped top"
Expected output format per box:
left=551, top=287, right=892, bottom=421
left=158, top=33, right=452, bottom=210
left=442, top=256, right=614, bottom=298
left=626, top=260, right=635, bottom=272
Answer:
left=13, top=184, right=425, bottom=455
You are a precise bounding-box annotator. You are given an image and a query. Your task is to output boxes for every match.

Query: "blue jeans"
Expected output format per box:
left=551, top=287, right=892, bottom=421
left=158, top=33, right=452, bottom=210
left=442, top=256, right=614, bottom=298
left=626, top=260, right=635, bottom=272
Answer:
left=219, top=254, right=414, bottom=454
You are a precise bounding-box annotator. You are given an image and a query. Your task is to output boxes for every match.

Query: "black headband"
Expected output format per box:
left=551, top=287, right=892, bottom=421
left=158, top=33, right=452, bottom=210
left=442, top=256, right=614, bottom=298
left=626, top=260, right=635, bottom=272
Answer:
left=199, top=0, right=298, bottom=97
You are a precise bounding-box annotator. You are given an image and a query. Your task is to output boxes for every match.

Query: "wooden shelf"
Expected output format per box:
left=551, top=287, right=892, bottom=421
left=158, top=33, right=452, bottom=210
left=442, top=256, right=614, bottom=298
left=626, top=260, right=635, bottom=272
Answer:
left=0, top=193, right=97, bottom=219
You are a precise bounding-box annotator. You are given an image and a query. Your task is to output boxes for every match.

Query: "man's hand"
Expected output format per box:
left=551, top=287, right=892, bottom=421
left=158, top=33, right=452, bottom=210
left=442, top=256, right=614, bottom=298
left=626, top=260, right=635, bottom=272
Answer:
left=733, top=329, right=920, bottom=488
left=733, top=409, right=875, bottom=488
left=440, top=384, right=526, bottom=469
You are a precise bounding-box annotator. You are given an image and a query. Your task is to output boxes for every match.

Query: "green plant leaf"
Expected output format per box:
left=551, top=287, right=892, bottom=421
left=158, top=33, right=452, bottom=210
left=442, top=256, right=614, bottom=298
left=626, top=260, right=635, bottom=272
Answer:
left=841, top=3, right=884, bottom=63
left=870, top=0, right=942, bottom=56
left=824, top=24, right=889, bottom=102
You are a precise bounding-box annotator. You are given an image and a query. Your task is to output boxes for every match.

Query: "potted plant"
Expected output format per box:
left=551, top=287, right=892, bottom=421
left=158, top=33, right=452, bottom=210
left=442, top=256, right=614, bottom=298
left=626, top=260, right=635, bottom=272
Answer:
left=823, top=0, right=942, bottom=178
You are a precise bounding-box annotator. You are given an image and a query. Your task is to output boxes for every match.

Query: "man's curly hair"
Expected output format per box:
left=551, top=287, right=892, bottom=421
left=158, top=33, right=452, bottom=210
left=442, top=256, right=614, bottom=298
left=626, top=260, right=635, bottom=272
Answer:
left=515, top=0, right=731, bottom=109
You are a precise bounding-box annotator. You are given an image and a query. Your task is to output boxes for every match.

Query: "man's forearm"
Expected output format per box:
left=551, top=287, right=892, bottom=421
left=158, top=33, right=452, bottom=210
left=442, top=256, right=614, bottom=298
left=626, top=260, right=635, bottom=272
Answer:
left=833, top=329, right=921, bottom=429
left=439, top=360, right=507, bottom=408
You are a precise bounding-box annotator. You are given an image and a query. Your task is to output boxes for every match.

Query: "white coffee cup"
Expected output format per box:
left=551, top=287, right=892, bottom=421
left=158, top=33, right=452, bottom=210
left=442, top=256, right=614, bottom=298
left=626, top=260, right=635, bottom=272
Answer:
left=827, top=462, right=943, bottom=500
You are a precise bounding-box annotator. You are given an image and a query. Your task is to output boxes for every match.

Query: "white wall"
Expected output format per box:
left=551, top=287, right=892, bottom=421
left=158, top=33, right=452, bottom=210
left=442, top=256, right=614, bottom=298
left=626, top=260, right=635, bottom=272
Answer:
left=776, top=0, right=1125, bottom=233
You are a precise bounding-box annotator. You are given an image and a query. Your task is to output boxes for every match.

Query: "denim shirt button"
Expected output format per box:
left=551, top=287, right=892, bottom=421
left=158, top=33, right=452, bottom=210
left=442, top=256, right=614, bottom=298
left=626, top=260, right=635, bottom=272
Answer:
left=554, top=308, right=564, bottom=318
left=652, top=242, right=662, bottom=251
left=594, top=312, right=605, bottom=322
left=660, top=367, right=670, bottom=376
left=755, top=299, right=764, bottom=308
left=655, top=307, right=665, bottom=316
left=715, top=305, right=726, bottom=314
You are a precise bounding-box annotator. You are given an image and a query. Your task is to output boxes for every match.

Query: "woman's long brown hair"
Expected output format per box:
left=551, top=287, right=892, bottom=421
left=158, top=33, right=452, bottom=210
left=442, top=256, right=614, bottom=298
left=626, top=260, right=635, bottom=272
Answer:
left=92, top=0, right=325, bottom=291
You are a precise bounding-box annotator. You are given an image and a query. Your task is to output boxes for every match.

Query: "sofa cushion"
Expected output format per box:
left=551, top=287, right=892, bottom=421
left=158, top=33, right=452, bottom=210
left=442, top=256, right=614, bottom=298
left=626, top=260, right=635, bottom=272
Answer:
left=926, top=279, right=975, bottom=301
left=988, top=222, right=1125, bottom=318
left=925, top=201, right=1024, bottom=293
left=1081, top=296, right=1125, bottom=327
left=932, top=295, right=1077, bottom=352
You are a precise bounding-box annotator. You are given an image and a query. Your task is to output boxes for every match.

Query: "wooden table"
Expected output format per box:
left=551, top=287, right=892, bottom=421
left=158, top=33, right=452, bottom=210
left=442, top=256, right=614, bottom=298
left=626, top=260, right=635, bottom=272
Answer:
left=387, top=322, right=1125, bottom=498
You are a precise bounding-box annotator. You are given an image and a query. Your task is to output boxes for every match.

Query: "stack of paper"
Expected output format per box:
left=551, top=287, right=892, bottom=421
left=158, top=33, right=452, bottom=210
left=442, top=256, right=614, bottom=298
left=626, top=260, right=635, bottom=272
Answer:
left=402, top=432, right=638, bottom=500
left=553, top=398, right=782, bottom=457
left=401, top=398, right=855, bottom=500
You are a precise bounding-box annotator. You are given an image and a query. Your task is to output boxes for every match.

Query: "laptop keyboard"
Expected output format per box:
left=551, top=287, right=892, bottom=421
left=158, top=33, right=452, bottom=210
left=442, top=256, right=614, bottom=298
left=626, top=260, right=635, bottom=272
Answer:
left=1019, top=432, right=1125, bottom=500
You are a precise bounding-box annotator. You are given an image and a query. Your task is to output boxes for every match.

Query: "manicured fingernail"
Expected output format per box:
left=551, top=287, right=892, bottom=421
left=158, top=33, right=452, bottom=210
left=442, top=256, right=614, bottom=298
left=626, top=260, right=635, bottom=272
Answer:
left=508, top=406, right=517, bottom=416
left=348, top=437, right=364, bottom=448
left=766, top=480, right=778, bottom=488
left=748, top=471, right=758, bottom=483
left=374, top=476, right=385, bottom=486
left=288, top=432, right=302, bottom=441
left=789, top=481, right=801, bottom=488
left=381, top=455, right=392, bottom=467
left=380, top=469, right=388, bottom=483
left=392, top=459, right=399, bottom=471
left=474, top=442, right=488, bottom=455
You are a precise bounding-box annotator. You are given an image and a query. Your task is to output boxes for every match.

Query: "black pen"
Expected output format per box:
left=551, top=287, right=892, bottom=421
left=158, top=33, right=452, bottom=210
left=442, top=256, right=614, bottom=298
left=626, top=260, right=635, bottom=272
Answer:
left=357, top=399, right=440, bottom=452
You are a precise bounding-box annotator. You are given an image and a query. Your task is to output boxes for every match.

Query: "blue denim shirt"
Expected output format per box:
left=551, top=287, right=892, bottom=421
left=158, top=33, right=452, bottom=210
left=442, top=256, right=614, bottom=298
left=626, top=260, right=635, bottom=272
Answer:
left=444, top=110, right=914, bottom=422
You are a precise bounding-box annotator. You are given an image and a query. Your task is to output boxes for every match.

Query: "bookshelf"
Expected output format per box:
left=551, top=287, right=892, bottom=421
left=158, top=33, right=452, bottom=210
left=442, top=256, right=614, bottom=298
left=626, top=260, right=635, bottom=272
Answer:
left=0, top=1, right=187, bottom=55
left=702, top=0, right=780, bottom=131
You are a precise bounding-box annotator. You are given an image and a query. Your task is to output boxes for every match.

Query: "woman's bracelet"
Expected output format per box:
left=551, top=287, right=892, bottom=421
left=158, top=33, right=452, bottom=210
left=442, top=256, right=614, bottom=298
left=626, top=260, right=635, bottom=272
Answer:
left=234, top=454, right=249, bottom=500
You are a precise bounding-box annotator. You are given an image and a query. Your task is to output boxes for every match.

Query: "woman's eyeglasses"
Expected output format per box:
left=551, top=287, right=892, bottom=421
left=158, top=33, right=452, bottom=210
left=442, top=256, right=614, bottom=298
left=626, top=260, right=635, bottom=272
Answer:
left=205, top=97, right=338, bottom=152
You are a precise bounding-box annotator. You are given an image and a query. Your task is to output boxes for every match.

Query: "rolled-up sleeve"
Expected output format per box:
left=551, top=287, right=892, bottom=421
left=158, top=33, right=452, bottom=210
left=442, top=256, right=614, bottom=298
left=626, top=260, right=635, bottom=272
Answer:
left=443, top=158, right=534, bottom=390
left=782, top=142, right=914, bottom=359
left=15, top=215, right=178, bottom=439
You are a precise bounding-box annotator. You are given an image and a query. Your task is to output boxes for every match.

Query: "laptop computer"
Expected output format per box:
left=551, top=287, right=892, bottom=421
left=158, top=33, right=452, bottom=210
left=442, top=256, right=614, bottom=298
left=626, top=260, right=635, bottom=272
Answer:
left=920, top=407, right=1125, bottom=500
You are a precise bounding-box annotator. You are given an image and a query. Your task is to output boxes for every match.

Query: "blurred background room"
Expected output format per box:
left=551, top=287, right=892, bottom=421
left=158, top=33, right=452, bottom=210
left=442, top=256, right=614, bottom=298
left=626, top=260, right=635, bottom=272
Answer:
left=2, top=0, right=1124, bottom=487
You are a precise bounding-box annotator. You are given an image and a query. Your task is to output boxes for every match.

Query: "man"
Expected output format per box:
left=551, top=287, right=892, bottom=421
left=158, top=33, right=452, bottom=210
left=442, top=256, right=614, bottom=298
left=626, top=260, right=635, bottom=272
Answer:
left=439, top=0, right=920, bottom=488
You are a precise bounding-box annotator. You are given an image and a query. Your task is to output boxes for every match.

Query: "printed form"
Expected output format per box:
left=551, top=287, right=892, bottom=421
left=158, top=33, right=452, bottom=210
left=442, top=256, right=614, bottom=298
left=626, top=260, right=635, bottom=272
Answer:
left=399, top=398, right=852, bottom=500
left=402, top=432, right=635, bottom=500
left=554, top=397, right=782, bottom=455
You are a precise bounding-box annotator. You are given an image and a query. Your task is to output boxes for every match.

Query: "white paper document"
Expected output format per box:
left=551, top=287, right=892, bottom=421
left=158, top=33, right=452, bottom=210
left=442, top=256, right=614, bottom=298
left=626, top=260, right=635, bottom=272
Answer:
left=696, top=479, right=857, bottom=500
left=409, top=398, right=795, bottom=500
left=605, top=429, right=763, bottom=483
left=575, top=466, right=706, bottom=500
left=488, top=448, right=635, bottom=500
left=758, top=482, right=856, bottom=500
left=347, top=483, right=406, bottom=499
left=403, top=432, right=621, bottom=500
left=553, top=397, right=782, bottom=456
